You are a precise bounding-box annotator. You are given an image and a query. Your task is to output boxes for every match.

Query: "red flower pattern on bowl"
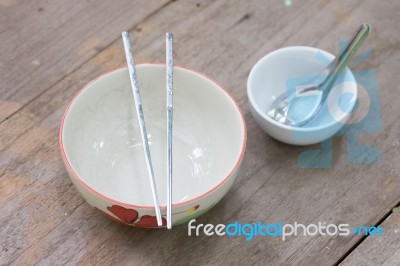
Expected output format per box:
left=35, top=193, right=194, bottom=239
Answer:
left=96, top=205, right=167, bottom=228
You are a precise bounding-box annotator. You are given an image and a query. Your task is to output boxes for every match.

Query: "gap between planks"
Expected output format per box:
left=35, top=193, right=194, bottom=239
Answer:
left=334, top=199, right=400, bottom=265
left=0, top=0, right=175, bottom=127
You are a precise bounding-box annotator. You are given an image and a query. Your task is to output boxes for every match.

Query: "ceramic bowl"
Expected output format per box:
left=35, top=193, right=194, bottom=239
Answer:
left=60, top=64, right=246, bottom=228
left=247, top=46, right=357, bottom=145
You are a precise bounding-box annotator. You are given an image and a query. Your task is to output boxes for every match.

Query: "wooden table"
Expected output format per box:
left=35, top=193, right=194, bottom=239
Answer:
left=1, top=0, right=399, bottom=265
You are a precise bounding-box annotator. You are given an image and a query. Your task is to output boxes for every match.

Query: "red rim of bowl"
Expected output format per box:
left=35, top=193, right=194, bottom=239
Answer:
left=59, top=63, right=247, bottom=209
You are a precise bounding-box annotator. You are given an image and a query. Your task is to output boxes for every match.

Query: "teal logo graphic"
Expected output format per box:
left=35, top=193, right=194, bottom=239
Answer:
left=295, top=40, right=382, bottom=168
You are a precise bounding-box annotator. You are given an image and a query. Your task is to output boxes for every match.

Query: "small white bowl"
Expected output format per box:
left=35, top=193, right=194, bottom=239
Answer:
left=60, top=64, right=246, bottom=227
left=247, top=46, right=357, bottom=145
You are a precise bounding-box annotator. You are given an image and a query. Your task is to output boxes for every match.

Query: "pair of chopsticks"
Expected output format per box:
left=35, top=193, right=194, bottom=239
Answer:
left=122, top=32, right=174, bottom=229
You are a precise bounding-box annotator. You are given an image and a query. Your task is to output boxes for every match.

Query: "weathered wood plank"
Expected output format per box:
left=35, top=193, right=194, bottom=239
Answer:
left=340, top=208, right=400, bottom=265
left=0, top=0, right=171, bottom=122
left=0, top=0, right=400, bottom=265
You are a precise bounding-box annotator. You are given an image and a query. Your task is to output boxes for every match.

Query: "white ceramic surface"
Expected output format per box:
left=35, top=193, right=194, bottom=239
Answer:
left=60, top=64, right=246, bottom=227
left=247, top=46, right=357, bottom=145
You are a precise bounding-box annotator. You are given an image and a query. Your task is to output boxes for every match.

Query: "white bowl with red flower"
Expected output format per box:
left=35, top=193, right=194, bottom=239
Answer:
left=60, top=64, right=246, bottom=228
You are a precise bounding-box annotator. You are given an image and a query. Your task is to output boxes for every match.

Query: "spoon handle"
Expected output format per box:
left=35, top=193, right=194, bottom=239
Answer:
left=322, top=24, right=371, bottom=92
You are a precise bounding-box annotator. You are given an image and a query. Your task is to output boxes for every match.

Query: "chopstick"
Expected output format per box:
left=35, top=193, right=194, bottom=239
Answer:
left=122, top=31, right=163, bottom=226
left=166, top=32, right=174, bottom=229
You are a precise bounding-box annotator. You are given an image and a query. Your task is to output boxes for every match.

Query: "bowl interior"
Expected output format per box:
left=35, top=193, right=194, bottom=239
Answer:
left=62, top=65, right=245, bottom=206
left=248, top=46, right=357, bottom=130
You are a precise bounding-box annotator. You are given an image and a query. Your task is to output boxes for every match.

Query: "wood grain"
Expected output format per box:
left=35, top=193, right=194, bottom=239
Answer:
left=0, top=0, right=171, bottom=122
left=0, top=0, right=400, bottom=265
left=340, top=207, right=400, bottom=265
